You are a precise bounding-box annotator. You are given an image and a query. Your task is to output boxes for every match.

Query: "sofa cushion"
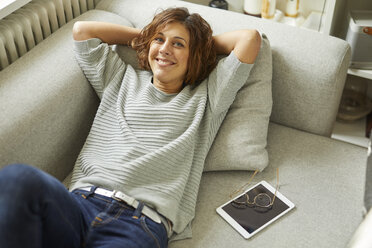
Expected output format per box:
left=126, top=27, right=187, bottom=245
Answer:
left=204, top=35, right=272, bottom=172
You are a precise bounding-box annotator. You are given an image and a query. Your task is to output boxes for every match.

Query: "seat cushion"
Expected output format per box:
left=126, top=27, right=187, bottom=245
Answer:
left=169, top=123, right=366, bottom=248
left=63, top=122, right=367, bottom=247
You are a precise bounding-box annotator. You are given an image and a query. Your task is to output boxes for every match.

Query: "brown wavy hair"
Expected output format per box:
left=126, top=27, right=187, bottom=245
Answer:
left=132, top=7, right=217, bottom=86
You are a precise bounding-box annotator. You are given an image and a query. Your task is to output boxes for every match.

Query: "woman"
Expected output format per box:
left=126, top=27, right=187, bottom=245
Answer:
left=0, top=7, right=260, bottom=248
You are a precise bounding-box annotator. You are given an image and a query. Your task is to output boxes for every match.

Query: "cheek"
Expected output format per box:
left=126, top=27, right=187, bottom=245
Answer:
left=148, top=47, right=155, bottom=61
left=179, top=51, right=189, bottom=69
left=148, top=47, right=156, bottom=69
left=182, top=55, right=189, bottom=72
left=148, top=43, right=158, bottom=58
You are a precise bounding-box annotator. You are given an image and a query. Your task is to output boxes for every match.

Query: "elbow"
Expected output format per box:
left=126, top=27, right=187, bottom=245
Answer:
left=238, top=29, right=261, bottom=64
left=243, top=29, right=261, bottom=48
left=72, top=21, right=89, bottom=41
left=248, top=29, right=262, bottom=56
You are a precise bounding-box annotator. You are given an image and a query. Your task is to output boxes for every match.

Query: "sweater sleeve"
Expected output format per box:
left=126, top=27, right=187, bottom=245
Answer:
left=73, top=38, right=126, bottom=99
left=207, top=51, right=254, bottom=115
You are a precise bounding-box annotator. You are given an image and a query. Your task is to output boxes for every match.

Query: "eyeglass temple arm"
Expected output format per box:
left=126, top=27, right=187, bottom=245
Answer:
left=271, top=168, right=279, bottom=205
left=229, top=169, right=259, bottom=199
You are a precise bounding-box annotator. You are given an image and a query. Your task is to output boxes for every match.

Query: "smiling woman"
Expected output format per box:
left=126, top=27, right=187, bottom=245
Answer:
left=0, top=6, right=261, bottom=248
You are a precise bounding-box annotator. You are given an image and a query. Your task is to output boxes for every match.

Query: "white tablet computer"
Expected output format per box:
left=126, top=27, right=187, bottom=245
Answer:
left=216, top=180, right=295, bottom=239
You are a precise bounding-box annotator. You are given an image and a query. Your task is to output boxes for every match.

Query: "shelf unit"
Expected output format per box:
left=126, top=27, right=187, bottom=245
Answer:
left=334, top=0, right=372, bottom=147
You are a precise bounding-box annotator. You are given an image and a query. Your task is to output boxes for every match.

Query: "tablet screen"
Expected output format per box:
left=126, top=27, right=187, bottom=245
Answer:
left=218, top=181, right=294, bottom=238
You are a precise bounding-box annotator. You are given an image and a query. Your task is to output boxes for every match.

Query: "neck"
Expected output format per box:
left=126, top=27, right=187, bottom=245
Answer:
left=153, top=79, right=184, bottom=94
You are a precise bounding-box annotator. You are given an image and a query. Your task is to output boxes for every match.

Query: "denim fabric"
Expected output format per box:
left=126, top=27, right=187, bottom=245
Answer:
left=0, top=164, right=168, bottom=248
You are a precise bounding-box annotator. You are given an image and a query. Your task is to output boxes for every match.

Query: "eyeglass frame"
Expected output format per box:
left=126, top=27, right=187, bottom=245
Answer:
left=229, top=168, right=279, bottom=211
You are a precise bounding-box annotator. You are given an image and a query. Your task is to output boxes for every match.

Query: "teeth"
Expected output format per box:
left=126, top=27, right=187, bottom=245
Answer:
left=157, top=59, right=173, bottom=65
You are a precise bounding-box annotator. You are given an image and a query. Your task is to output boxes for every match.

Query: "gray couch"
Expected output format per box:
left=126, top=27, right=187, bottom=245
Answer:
left=0, top=0, right=367, bottom=247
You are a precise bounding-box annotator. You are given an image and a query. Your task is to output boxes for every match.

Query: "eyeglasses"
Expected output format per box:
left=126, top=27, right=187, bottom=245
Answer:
left=229, top=168, right=279, bottom=212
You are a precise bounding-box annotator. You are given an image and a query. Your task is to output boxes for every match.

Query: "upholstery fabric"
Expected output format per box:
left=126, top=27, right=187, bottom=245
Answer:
left=365, top=136, right=372, bottom=211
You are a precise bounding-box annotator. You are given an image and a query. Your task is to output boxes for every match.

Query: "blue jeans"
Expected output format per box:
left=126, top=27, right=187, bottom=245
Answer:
left=0, top=164, right=168, bottom=248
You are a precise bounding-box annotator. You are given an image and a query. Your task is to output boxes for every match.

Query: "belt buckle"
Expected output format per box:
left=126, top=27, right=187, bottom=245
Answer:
left=112, top=190, right=136, bottom=206
left=112, top=190, right=162, bottom=224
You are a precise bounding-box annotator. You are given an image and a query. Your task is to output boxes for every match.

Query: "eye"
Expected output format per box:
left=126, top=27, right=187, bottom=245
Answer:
left=174, top=42, right=185, bottom=48
left=154, top=37, right=164, bottom=43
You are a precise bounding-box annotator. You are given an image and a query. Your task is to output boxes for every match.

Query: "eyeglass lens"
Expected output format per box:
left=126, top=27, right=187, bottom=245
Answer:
left=255, top=193, right=271, bottom=207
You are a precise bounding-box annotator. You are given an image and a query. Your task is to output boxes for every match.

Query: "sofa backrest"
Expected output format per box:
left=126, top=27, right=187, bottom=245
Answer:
left=96, top=0, right=351, bottom=137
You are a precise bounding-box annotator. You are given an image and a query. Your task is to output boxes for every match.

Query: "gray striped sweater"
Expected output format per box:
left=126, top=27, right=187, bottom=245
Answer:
left=71, top=38, right=253, bottom=240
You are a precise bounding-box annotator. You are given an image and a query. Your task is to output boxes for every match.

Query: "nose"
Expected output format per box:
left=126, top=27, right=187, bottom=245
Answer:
left=159, top=41, right=171, bottom=55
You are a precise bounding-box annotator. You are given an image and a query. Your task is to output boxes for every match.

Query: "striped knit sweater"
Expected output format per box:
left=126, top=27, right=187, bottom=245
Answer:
left=71, top=38, right=253, bottom=240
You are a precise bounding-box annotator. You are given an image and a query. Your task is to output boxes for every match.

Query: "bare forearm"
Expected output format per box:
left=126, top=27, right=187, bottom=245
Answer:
left=72, top=21, right=141, bottom=45
left=213, top=29, right=261, bottom=64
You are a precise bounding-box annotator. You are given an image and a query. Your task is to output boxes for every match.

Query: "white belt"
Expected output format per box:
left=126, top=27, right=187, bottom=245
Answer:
left=80, top=187, right=162, bottom=224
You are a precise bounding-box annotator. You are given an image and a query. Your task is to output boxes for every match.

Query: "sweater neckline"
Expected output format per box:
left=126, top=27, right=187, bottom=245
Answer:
left=149, top=77, right=182, bottom=97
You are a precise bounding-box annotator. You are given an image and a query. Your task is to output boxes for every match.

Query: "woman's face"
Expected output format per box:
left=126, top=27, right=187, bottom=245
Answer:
left=148, top=22, right=190, bottom=89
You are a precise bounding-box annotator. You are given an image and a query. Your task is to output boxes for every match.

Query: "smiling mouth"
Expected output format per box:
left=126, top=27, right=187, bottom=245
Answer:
left=155, top=58, right=175, bottom=66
